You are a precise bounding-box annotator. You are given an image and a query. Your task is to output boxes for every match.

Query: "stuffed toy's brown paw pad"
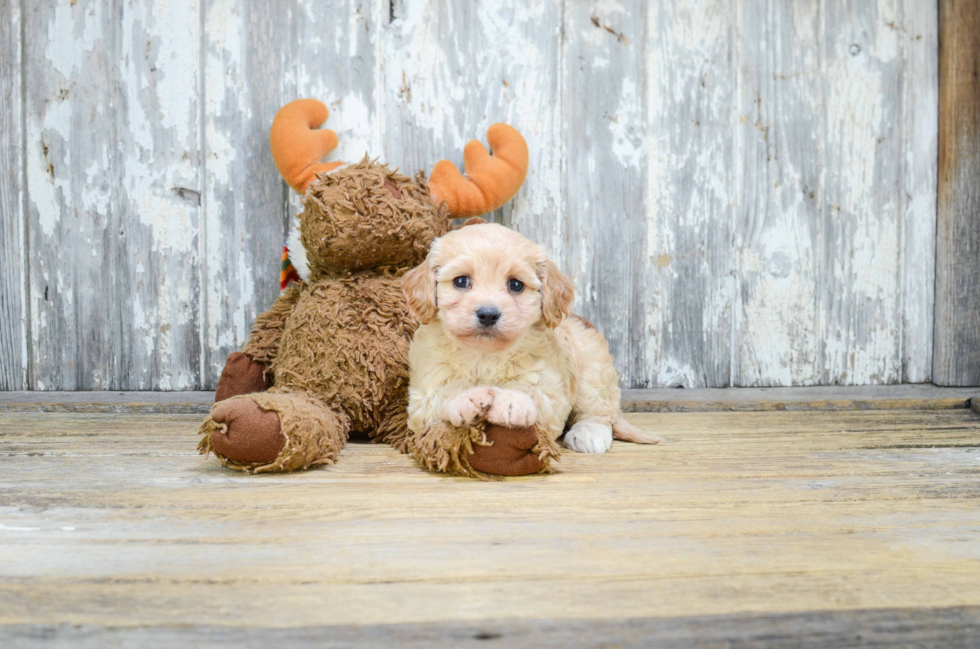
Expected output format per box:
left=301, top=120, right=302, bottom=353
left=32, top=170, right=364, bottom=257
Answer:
left=468, top=425, right=545, bottom=476
left=209, top=398, right=285, bottom=464
left=214, top=352, right=272, bottom=402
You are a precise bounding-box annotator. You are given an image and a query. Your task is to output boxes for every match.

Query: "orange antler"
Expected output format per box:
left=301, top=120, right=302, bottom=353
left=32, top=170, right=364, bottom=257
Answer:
left=428, top=124, right=529, bottom=218
left=270, top=99, right=345, bottom=194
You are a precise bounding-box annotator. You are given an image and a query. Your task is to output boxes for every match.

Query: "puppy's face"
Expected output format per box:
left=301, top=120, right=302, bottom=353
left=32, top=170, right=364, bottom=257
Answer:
left=404, top=224, right=574, bottom=352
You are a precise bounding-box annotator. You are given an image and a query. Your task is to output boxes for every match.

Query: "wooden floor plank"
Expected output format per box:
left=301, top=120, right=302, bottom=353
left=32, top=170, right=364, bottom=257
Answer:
left=4, top=607, right=980, bottom=648
left=1, top=407, right=979, bottom=642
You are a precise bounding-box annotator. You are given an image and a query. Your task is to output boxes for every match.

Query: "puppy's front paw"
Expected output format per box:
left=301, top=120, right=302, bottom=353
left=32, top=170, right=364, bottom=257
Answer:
left=486, top=389, right=537, bottom=427
left=448, top=387, right=496, bottom=426
left=563, top=420, right=613, bottom=453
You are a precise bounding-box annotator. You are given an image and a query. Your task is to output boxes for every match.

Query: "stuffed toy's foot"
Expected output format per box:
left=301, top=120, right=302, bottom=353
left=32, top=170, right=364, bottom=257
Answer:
left=469, top=425, right=549, bottom=476
left=197, top=391, right=350, bottom=473
left=207, top=397, right=284, bottom=464
left=214, top=351, right=272, bottom=402
left=409, top=422, right=560, bottom=479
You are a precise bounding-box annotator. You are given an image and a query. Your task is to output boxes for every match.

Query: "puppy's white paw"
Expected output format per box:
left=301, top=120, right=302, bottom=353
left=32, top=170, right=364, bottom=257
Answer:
left=447, top=387, right=496, bottom=426
left=563, top=420, right=613, bottom=453
left=485, top=389, right=537, bottom=427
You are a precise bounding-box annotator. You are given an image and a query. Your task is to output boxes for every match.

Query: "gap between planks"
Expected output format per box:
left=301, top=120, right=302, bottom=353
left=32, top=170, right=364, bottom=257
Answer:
left=0, top=384, right=977, bottom=414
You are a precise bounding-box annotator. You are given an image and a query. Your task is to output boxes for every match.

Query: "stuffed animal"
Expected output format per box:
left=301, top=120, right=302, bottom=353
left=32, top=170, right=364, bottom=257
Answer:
left=197, top=99, right=550, bottom=477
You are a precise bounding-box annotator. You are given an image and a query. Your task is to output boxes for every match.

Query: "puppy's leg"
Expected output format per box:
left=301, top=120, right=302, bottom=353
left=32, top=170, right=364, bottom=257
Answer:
left=563, top=418, right=614, bottom=453
left=445, top=386, right=496, bottom=427
left=485, top=389, right=538, bottom=428
left=559, top=316, right=662, bottom=450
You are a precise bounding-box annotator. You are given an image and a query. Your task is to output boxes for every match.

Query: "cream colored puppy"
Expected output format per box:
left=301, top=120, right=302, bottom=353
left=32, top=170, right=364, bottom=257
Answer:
left=403, top=223, right=660, bottom=453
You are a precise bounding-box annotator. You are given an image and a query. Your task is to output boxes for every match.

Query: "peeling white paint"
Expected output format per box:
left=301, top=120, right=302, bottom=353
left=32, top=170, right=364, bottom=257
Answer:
left=609, top=77, right=644, bottom=169
left=45, top=2, right=102, bottom=80
left=15, top=0, right=939, bottom=390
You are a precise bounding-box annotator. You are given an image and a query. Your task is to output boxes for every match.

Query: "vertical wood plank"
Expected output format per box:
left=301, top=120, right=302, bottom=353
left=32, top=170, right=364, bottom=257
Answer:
left=24, top=0, right=202, bottom=390
left=820, top=0, right=907, bottom=385
left=642, top=1, right=735, bottom=388
left=736, top=0, right=935, bottom=387
left=0, top=0, right=26, bottom=390
left=902, top=0, right=938, bottom=383
left=202, top=0, right=292, bottom=386
left=25, top=0, right=116, bottom=389
left=934, top=0, right=980, bottom=386
left=116, top=0, right=203, bottom=389
left=383, top=0, right=564, bottom=255
left=733, top=0, right=824, bottom=386
left=562, top=0, right=647, bottom=387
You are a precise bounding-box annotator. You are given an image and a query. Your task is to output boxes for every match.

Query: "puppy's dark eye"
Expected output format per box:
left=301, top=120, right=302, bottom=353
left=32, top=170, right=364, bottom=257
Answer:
left=508, top=279, right=525, bottom=293
left=453, top=276, right=471, bottom=289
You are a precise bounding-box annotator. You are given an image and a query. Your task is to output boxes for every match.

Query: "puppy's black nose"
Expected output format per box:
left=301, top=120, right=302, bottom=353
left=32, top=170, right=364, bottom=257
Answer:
left=476, top=306, right=501, bottom=328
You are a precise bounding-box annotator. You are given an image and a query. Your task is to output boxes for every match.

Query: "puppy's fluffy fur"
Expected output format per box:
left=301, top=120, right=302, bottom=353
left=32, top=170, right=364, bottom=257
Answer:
left=403, top=223, right=660, bottom=454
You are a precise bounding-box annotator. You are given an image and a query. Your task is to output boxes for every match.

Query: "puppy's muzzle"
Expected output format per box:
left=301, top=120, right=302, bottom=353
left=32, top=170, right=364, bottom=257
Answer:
left=475, top=306, right=501, bottom=329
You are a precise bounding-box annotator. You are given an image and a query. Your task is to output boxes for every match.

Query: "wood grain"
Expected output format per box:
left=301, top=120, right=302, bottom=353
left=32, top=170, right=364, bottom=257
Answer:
left=735, top=1, right=938, bottom=387
left=820, top=1, right=907, bottom=385
left=1, top=407, right=979, bottom=639
left=24, top=0, right=117, bottom=389
left=935, top=0, right=980, bottom=386
left=4, top=607, right=979, bottom=647
left=562, top=0, right=649, bottom=387
left=116, top=0, right=204, bottom=390
left=0, top=0, right=25, bottom=390
left=642, top=1, right=735, bottom=389
left=734, top=0, right=822, bottom=386
left=902, top=0, right=940, bottom=384
left=201, top=0, right=292, bottom=386
left=23, top=0, right=202, bottom=390
left=2, top=0, right=946, bottom=389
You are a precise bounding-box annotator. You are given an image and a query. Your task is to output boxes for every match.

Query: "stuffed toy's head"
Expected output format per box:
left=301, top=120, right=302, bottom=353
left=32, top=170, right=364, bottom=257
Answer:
left=270, top=99, right=529, bottom=281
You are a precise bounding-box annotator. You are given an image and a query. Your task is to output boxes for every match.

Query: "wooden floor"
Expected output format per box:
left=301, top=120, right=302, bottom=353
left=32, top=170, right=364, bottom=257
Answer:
left=2, top=389, right=980, bottom=647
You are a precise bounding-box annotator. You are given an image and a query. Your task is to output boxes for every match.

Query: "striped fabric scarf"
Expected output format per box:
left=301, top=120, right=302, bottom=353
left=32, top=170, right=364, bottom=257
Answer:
left=280, top=246, right=300, bottom=291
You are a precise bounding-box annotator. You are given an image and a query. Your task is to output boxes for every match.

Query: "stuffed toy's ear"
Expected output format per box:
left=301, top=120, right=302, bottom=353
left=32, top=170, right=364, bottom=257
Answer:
left=270, top=99, right=345, bottom=194
left=428, top=124, right=528, bottom=218
left=539, top=259, right=574, bottom=328
left=450, top=217, right=487, bottom=231
left=403, top=261, right=438, bottom=324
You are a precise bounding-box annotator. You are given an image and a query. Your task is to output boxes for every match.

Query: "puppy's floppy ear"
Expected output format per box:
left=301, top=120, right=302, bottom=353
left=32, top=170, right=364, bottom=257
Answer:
left=403, top=260, right=438, bottom=324
left=539, top=259, right=574, bottom=328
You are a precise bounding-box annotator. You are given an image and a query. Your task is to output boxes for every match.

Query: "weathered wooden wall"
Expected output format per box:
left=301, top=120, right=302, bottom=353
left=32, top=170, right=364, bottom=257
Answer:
left=935, top=0, right=980, bottom=386
left=0, top=0, right=943, bottom=390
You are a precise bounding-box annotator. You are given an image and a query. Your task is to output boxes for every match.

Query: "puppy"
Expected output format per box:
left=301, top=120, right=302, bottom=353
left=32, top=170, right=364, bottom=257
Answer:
left=403, top=223, right=661, bottom=454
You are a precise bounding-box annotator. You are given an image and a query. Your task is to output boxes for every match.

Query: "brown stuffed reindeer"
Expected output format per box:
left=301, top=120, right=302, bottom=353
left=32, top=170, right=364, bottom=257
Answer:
left=197, top=99, right=554, bottom=477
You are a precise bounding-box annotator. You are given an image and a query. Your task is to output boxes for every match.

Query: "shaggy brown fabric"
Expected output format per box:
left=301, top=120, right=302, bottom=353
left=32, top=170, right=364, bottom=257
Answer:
left=300, top=159, right=448, bottom=275
left=241, top=283, right=302, bottom=366
left=208, top=396, right=284, bottom=463
left=408, top=421, right=560, bottom=480
left=214, top=352, right=272, bottom=402
left=271, top=273, right=420, bottom=444
left=198, top=390, right=350, bottom=473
